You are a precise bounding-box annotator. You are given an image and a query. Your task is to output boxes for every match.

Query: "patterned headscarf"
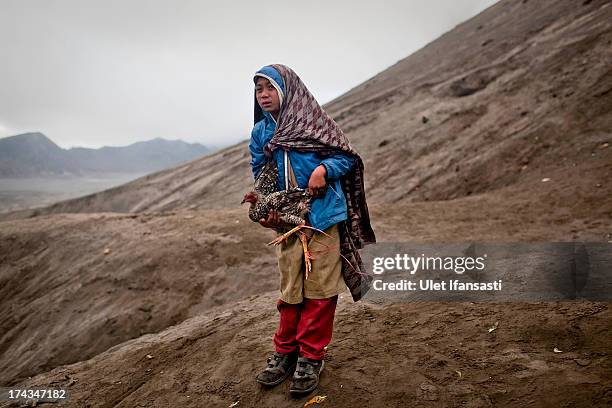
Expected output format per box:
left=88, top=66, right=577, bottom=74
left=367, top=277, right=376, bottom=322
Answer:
left=253, top=64, right=376, bottom=302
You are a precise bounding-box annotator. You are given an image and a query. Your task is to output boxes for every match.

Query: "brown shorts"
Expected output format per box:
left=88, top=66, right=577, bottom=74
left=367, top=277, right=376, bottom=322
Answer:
left=276, top=223, right=347, bottom=304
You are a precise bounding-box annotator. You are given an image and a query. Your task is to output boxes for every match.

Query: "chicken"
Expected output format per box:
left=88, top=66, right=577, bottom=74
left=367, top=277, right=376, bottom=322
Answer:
left=241, top=160, right=329, bottom=279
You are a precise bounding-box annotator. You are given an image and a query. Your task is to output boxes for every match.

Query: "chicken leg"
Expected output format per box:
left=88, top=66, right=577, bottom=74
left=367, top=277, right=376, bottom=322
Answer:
left=267, top=224, right=333, bottom=280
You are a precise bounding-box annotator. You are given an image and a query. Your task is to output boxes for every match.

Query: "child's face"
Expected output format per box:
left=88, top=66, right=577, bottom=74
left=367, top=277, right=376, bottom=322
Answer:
left=255, top=77, right=280, bottom=117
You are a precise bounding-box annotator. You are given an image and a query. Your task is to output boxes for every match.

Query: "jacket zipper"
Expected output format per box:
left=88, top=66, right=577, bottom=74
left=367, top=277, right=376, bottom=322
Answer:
left=329, top=184, right=342, bottom=199
left=284, top=150, right=289, bottom=191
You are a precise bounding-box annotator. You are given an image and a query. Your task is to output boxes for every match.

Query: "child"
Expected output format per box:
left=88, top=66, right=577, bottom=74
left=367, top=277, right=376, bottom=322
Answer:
left=248, top=64, right=376, bottom=396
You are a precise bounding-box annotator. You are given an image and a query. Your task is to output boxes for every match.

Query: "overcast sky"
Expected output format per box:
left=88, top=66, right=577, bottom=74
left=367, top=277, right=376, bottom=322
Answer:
left=0, top=0, right=498, bottom=149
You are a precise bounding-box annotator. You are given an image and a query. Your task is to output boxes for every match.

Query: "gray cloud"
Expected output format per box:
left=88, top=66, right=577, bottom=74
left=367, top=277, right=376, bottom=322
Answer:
left=0, top=0, right=498, bottom=148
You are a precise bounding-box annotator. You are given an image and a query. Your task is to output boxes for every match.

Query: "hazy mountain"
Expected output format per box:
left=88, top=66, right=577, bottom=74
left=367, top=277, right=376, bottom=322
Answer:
left=0, top=132, right=79, bottom=177
left=0, top=133, right=210, bottom=177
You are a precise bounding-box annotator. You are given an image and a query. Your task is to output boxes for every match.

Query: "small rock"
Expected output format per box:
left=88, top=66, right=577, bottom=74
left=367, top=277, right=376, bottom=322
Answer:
left=488, top=321, right=499, bottom=333
left=541, top=178, right=551, bottom=182
left=417, top=383, right=439, bottom=401
left=574, top=358, right=591, bottom=366
left=103, top=248, right=110, bottom=255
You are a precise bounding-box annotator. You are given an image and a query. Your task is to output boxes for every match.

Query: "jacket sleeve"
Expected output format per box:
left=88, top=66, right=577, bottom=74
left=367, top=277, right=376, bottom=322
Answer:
left=248, top=124, right=266, bottom=180
left=320, top=153, right=356, bottom=181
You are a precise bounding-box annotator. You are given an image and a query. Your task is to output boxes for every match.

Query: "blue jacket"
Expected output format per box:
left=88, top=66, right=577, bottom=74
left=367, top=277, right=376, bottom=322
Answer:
left=249, top=67, right=355, bottom=231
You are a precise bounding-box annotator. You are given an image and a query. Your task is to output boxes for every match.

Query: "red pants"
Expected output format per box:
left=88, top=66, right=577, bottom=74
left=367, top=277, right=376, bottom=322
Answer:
left=273, top=295, right=338, bottom=360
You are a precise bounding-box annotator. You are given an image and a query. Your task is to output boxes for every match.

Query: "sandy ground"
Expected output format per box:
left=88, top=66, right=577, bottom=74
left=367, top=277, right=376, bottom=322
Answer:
left=1, top=293, right=610, bottom=407
left=1, top=178, right=610, bottom=407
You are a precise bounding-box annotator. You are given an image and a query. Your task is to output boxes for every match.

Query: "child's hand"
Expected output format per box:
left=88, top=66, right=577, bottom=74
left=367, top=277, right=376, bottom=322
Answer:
left=259, top=209, right=283, bottom=229
left=308, top=165, right=327, bottom=197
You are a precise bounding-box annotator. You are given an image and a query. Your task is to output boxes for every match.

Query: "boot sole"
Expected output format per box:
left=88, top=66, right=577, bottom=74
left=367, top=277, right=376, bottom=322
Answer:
left=289, top=360, right=325, bottom=395
left=256, top=361, right=297, bottom=387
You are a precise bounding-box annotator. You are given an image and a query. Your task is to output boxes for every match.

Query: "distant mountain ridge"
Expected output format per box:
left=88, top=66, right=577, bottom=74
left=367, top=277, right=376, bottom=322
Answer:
left=0, top=132, right=210, bottom=177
